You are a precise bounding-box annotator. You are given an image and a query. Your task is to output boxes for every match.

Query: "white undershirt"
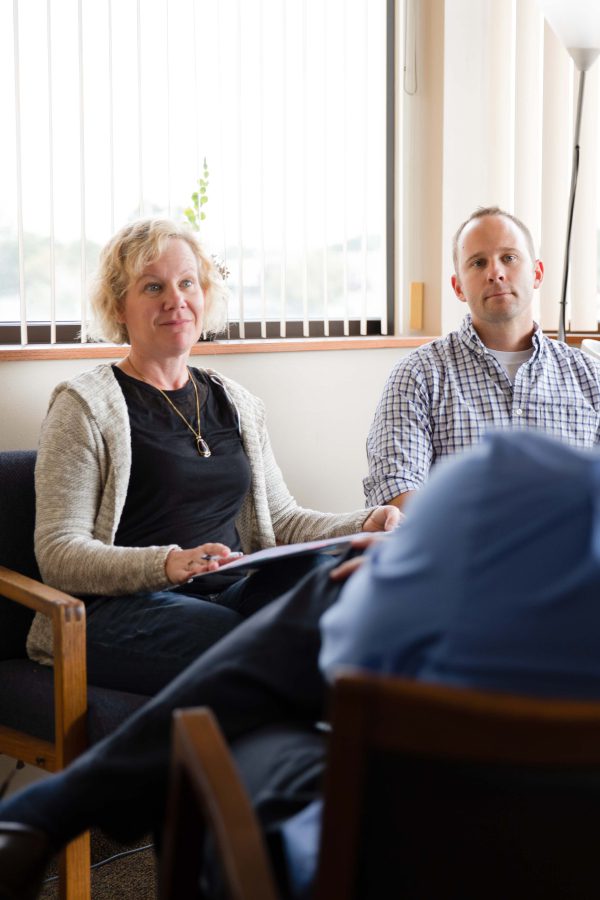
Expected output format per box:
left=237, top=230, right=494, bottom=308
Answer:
left=487, top=347, right=534, bottom=384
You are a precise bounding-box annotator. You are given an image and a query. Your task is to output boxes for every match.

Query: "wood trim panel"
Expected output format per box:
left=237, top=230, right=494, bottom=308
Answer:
left=1, top=331, right=596, bottom=363
left=0, top=336, right=432, bottom=362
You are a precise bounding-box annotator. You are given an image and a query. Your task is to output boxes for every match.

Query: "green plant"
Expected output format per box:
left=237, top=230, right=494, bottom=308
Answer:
left=183, top=159, right=229, bottom=283
left=184, top=157, right=209, bottom=232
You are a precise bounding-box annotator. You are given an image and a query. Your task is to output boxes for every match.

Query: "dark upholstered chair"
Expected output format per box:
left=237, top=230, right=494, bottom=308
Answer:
left=0, top=450, right=151, bottom=900
left=161, top=671, right=600, bottom=900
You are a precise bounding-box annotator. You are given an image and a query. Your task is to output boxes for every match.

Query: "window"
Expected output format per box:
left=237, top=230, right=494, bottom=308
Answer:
left=0, top=0, right=393, bottom=346
left=400, top=0, right=600, bottom=338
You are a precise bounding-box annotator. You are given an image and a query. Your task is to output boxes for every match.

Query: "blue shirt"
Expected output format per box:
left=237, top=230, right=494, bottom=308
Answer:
left=364, top=316, right=600, bottom=505
left=326, top=430, right=600, bottom=696
left=283, top=431, right=600, bottom=897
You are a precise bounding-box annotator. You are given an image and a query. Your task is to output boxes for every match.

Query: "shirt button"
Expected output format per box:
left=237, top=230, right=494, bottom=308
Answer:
left=515, top=408, right=523, bottom=416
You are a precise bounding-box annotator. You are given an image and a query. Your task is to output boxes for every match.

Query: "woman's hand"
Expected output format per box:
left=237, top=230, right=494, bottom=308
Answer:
left=362, top=505, right=402, bottom=533
left=165, top=544, right=242, bottom=585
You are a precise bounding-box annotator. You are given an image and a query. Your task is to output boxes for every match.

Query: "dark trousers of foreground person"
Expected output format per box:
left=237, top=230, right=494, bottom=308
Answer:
left=0, top=558, right=345, bottom=895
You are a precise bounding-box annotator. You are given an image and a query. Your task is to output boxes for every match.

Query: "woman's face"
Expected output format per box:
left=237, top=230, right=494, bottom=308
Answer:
left=118, top=238, right=205, bottom=358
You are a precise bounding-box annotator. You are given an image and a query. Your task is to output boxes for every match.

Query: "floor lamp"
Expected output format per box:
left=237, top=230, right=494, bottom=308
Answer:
left=540, top=0, right=600, bottom=342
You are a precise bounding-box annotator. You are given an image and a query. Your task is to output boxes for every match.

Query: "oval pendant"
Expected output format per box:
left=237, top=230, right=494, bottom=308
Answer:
left=196, top=437, right=212, bottom=458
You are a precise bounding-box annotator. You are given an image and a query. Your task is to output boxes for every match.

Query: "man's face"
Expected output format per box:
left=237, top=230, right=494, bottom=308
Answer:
left=451, top=215, right=544, bottom=334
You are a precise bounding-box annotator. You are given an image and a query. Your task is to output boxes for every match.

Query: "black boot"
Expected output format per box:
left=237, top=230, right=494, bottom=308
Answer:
left=0, top=823, right=53, bottom=900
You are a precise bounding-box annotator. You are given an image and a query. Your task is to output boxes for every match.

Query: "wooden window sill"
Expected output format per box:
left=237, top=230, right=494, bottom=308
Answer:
left=0, top=336, right=436, bottom=362
left=3, top=331, right=592, bottom=362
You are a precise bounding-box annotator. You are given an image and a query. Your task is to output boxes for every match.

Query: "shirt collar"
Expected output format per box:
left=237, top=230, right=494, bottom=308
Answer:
left=458, top=314, right=544, bottom=357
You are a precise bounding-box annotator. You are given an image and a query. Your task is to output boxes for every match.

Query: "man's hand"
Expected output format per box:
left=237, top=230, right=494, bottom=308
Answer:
left=329, top=531, right=391, bottom=582
left=329, top=555, right=367, bottom=582
left=362, top=504, right=402, bottom=532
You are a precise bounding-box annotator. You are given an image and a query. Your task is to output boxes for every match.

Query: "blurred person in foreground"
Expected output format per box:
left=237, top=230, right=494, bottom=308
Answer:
left=2, top=429, right=600, bottom=898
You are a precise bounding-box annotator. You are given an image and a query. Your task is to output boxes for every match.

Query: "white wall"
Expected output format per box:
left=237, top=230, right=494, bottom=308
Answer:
left=0, top=347, right=408, bottom=511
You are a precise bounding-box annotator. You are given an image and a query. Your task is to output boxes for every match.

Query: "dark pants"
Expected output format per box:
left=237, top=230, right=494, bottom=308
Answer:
left=83, top=553, right=329, bottom=694
left=0, top=557, right=343, bottom=850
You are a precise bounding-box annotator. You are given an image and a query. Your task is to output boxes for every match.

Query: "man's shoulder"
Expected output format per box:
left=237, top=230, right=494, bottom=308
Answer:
left=541, top=337, right=600, bottom=379
left=387, top=331, right=464, bottom=381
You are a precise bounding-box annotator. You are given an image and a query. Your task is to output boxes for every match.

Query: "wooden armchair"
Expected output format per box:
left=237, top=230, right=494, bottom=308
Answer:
left=160, top=670, right=600, bottom=900
left=0, top=450, right=150, bottom=900
left=0, top=572, right=91, bottom=898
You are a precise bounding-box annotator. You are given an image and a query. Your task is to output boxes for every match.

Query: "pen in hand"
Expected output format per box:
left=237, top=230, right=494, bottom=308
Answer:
left=201, top=551, right=244, bottom=561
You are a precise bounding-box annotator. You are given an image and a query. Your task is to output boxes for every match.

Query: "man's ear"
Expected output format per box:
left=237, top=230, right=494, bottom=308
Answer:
left=533, top=259, right=544, bottom=290
left=451, top=274, right=466, bottom=303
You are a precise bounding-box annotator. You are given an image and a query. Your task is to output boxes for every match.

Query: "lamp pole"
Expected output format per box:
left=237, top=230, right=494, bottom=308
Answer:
left=558, top=68, right=586, bottom=343
left=539, top=4, right=600, bottom=341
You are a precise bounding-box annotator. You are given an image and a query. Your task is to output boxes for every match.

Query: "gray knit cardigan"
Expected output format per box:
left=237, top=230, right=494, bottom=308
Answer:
left=27, top=364, right=374, bottom=664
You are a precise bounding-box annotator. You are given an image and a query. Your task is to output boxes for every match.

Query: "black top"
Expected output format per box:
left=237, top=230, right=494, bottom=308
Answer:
left=112, top=366, right=251, bottom=554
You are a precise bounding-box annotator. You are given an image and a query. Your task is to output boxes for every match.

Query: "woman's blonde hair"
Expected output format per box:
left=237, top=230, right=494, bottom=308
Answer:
left=88, top=218, right=228, bottom=344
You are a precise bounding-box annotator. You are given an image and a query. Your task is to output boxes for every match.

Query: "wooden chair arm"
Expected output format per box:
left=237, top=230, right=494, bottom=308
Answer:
left=0, top=564, right=88, bottom=769
left=161, top=708, right=279, bottom=900
left=0, top=565, right=84, bottom=618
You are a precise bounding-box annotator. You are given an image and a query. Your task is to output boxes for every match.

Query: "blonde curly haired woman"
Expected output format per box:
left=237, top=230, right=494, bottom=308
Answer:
left=27, top=217, right=399, bottom=694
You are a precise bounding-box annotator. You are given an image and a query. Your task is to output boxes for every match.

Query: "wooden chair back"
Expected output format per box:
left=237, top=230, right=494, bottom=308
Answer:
left=162, top=670, right=600, bottom=900
left=161, top=706, right=279, bottom=900
left=0, top=450, right=90, bottom=899
left=315, top=671, right=600, bottom=900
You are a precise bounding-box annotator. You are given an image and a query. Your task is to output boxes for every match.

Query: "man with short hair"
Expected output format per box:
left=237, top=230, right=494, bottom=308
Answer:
left=364, top=206, right=600, bottom=508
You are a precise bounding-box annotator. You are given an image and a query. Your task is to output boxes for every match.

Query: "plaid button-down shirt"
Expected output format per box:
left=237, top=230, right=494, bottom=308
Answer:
left=364, top=315, right=600, bottom=505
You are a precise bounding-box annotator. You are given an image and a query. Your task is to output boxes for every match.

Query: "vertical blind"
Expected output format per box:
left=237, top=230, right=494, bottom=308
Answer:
left=0, top=0, right=391, bottom=345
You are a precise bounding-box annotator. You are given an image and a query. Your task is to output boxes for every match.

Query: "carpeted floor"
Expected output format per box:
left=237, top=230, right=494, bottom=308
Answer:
left=38, top=829, right=158, bottom=900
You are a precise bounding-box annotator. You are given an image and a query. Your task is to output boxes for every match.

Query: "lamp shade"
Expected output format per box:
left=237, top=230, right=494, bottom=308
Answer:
left=540, top=0, right=600, bottom=70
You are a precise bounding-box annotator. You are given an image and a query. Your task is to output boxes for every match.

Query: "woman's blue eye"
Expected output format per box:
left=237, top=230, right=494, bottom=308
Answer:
left=144, top=282, right=161, bottom=293
left=181, top=279, right=193, bottom=288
